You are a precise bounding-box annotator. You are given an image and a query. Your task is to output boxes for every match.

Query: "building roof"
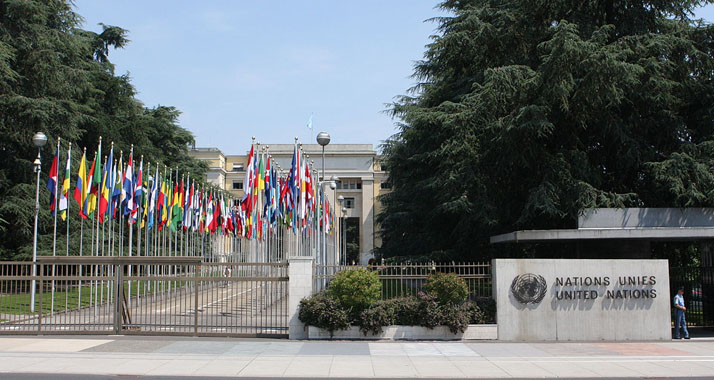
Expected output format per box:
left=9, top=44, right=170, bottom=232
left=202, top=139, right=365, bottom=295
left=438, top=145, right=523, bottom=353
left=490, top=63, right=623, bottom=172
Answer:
left=490, top=208, right=714, bottom=244
left=490, top=227, right=714, bottom=243
left=192, top=144, right=378, bottom=156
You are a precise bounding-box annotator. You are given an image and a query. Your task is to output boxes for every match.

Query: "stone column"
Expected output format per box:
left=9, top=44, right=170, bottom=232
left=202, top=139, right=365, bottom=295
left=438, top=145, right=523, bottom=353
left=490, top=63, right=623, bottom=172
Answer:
left=288, top=256, right=314, bottom=339
left=360, top=179, right=374, bottom=264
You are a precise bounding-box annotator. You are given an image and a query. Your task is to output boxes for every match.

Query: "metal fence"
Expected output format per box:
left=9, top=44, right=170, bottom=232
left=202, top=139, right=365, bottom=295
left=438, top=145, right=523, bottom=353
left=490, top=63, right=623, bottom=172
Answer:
left=314, top=262, right=492, bottom=300
left=669, top=266, right=714, bottom=327
left=0, top=257, right=288, bottom=337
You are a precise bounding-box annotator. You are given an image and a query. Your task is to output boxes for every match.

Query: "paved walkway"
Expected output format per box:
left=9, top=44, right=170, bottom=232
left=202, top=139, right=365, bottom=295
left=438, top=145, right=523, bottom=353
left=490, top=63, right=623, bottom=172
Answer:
left=0, top=336, right=713, bottom=378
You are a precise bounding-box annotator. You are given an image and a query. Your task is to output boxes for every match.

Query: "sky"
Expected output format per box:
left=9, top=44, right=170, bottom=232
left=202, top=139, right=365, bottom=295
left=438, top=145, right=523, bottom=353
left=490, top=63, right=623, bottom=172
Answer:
left=74, top=1, right=714, bottom=154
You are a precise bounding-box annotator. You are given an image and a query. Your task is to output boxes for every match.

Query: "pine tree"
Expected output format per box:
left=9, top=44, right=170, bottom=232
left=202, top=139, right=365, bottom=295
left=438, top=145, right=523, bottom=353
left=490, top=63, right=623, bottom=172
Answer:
left=379, top=0, right=714, bottom=260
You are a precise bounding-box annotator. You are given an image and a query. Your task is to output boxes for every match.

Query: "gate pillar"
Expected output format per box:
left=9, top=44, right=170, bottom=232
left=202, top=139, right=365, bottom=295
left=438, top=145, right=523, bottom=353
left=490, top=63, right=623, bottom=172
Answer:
left=288, top=256, right=313, bottom=340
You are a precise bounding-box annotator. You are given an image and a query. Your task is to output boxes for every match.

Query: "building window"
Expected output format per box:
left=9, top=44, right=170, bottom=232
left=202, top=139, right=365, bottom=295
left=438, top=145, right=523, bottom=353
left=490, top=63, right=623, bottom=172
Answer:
left=232, top=163, right=244, bottom=171
left=337, top=179, right=361, bottom=190
left=232, top=181, right=243, bottom=190
left=380, top=182, right=392, bottom=189
left=344, top=197, right=355, bottom=209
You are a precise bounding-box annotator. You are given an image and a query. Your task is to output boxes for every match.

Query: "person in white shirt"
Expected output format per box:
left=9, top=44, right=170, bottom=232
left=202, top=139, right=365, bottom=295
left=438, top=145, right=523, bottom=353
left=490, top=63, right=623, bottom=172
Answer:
left=673, top=287, right=690, bottom=339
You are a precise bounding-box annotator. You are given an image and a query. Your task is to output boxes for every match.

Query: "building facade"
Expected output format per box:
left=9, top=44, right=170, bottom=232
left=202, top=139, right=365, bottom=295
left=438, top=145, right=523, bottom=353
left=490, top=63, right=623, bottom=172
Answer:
left=189, top=144, right=390, bottom=264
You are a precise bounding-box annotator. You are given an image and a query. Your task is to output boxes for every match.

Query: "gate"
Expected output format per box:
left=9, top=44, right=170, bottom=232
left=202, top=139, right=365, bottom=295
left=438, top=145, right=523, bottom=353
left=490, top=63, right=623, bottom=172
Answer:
left=0, top=257, right=288, bottom=337
left=669, top=266, right=714, bottom=327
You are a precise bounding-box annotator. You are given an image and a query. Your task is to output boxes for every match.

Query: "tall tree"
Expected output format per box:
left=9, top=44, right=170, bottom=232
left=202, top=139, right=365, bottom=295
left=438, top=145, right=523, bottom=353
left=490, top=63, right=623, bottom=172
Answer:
left=0, top=0, right=205, bottom=260
left=379, top=0, right=714, bottom=260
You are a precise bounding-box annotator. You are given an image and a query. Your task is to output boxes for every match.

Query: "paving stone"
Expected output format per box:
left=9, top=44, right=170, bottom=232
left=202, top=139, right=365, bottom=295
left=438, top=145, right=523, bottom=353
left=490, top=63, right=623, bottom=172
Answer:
left=329, top=356, right=374, bottom=377
left=82, top=339, right=173, bottom=353
left=530, top=342, right=620, bottom=357
left=491, top=361, right=556, bottom=377
left=298, top=342, right=369, bottom=355
left=451, top=360, right=511, bottom=378
left=153, top=340, right=236, bottom=354
left=467, top=342, right=553, bottom=357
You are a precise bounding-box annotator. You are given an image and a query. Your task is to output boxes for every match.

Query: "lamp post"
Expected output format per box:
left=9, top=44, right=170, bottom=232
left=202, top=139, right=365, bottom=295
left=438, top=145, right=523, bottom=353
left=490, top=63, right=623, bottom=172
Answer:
left=341, top=206, right=347, bottom=265
left=316, top=132, right=330, bottom=266
left=330, top=176, right=338, bottom=265
left=338, top=195, right=344, bottom=265
left=30, top=131, right=48, bottom=313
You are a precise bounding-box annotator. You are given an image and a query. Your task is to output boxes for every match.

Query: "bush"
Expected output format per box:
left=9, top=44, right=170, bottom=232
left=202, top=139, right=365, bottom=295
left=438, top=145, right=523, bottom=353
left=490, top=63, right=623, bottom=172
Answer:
left=358, top=297, right=420, bottom=335
left=358, top=301, right=395, bottom=335
left=441, top=305, right=470, bottom=334
left=474, top=297, right=496, bottom=323
left=356, top=294, right=477, bottom=336
left=424, top=272, right=468, bottom=305
left=462, top=301, right=486, bottom=324
left=298, top=292, right=350, bottom=334
left=390, top=296, right=420, bottom=325
left=415, top=292, right=443, bottom=329
left=328, top=268, right=382, bottom=318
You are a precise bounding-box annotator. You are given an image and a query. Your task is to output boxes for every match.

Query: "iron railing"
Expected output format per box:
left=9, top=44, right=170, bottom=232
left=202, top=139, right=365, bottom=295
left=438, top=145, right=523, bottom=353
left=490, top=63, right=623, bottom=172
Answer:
left=314, top=262, right=492, bottom=300
left=669, top=266, right=714, bottom=327
left=0, top=258, right=288, bottom=337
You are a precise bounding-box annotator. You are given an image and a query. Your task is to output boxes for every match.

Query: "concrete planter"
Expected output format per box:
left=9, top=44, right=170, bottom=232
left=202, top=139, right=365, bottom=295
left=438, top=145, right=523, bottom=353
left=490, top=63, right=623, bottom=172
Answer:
left=307, top=324, right=497, bottom=340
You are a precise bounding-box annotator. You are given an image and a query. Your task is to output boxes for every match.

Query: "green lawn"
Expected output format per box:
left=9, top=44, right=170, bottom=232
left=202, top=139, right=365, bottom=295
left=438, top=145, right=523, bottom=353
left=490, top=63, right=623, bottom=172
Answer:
left=0, top=280, right=187, bottom=316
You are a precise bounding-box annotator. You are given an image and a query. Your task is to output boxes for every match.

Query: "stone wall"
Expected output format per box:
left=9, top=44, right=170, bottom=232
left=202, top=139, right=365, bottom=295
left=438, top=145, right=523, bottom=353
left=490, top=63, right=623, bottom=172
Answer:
left=493, top=259, right=671, bottom=341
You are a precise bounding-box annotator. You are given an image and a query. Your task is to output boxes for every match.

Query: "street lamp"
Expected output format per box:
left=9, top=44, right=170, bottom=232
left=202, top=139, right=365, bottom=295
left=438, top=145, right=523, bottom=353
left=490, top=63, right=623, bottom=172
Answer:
left=338, top=195, right=344, bottom=265
left=341, top=206, right=347, bottom=265
left=316, top=132, right=330, bottom=266
left=30, top=131, right=47, bottom=313
left=329, top=176, right=338, bottom=265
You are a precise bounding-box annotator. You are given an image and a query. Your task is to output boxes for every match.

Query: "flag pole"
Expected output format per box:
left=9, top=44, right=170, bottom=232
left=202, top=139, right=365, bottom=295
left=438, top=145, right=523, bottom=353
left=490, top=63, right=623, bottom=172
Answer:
left=127, top=149, right=136, bottom=304
left=65, top=142, right=72, bottom=257
left=96, top=152, right=107, bottom=313
left=52, top=137, right=60, bottom=257
left=63, top=142, right=71, bottom=313
left=50, top=137, right=60, bottom=314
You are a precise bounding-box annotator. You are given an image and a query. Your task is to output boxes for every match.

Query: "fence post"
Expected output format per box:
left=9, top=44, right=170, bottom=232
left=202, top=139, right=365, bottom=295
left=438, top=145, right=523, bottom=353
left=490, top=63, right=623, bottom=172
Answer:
left=194, top=264, right=199, bottom=336
left=114, top=264, right=123, bottom=334
left=288, top=256, right=314, bottom=340
left=37, top=264, right=43, bottom=334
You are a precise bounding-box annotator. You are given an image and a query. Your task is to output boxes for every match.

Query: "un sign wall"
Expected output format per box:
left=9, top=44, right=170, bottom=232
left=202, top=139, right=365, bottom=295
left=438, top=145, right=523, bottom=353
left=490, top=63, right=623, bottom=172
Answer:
left=510, top=273, right=547, bottom=304
left=493, top=259, right=671, bottom=341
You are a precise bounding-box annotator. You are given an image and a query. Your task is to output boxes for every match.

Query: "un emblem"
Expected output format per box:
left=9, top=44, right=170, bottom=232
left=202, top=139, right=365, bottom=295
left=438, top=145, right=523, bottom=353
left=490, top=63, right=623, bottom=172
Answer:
left=510, top=273, right=547, bottom=304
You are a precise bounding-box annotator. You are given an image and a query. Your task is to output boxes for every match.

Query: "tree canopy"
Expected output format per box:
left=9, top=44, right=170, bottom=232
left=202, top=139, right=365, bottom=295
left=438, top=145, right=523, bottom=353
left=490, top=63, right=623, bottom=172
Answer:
left=0, top=0, right=206, bottom=260
left=378, top=0, right=714, bottom=260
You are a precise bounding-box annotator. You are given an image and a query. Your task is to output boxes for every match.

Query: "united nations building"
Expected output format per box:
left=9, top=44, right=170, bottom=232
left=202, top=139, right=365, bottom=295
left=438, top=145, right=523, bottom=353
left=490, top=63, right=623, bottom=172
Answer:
left=189, top=144, right=390, bottom=264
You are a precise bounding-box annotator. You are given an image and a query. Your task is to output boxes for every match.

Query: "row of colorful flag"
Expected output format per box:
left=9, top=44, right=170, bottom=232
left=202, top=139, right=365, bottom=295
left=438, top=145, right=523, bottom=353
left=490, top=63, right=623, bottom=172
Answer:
left=46, top=137, right=334, bottom=239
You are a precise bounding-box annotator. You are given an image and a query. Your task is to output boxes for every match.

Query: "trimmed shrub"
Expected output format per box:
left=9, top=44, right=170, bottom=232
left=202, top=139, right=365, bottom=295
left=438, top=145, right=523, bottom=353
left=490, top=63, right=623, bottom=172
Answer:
left=474, top=297, right=496, bottom=323
left=358, top=301, right=396, bottom=335
left=441, top=305, right=470, bottom=334
left=298, top=292, right=350, bottom=334
left=415, top=292, right=443, bottom=329
left=358, top=296, right=421, bottom=335
left=390, top=296, right=420, bottom=326
left=328, top=268, right=382, bottom=318
left=424, top=272, right=469, bottom=305
left=462, top=301, right=486, bottom=324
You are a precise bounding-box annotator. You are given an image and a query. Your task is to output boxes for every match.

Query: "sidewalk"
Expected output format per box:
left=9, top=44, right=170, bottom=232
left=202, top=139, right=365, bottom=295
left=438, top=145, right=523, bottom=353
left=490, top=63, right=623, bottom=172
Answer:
left=0, top=336, right=713, bottom=378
